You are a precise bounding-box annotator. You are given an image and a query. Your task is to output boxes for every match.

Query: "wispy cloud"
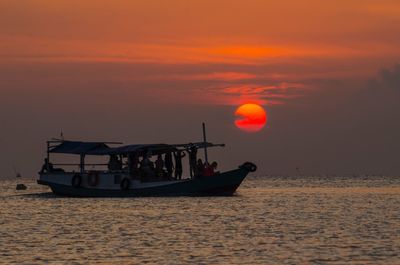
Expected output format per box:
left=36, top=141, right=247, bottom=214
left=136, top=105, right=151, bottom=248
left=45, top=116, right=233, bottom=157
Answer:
left=149, top=72, right=257, bottom=82
left=2, top=36, right=400, bottom=65
left=200, top=82, right=308, bottom=105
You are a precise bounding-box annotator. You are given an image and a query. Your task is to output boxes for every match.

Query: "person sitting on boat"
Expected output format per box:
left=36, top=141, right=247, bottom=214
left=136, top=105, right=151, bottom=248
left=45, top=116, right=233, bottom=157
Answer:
left=174, top=150, right=185, bottom=180
left=108, top=155, right=122, bottom=171
left=129, top=154, right=140, bottom=179
left=140, top=155, right=155, bottom=180
left=211, top=161, right=219, bottom=174
left=155, top=154, right=164, bottom=178
left=40, top=158, right=54, bottom=173
left=195, top=158, right=205, bottom=178
left=165, top=152, right=174, bottom=179
left=204, top=161, right=219, bottom=176
left=116, top=156, right=123, bottom=170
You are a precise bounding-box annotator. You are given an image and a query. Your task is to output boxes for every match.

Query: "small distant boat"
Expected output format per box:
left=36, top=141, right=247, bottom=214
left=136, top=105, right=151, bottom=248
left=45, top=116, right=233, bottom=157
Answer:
left=37, top=125, right=256, bottom=197
left=16, top=184, right=27, bottom=190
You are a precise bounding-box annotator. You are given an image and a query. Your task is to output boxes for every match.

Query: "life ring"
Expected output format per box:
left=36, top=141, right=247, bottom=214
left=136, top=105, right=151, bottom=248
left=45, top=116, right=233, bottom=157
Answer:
left=71, top=174, right=82, bottom=188
left=87, top=172, right=100, bottom=187
left=240, top=162, right=257, bottom=172
left=120, top=178, right=130, bottom=190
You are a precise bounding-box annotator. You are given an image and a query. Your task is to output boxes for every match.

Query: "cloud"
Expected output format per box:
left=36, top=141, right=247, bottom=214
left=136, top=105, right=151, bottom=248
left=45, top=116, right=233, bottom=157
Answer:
left=265, top=63, right=400, bottom=174
left=2, top=35, right=400, bottom=66
left=148, top=72, right=257, bottom=82
left=205, top=82, right=308, bottom=105
left=375, top=64, right=400, bottom=90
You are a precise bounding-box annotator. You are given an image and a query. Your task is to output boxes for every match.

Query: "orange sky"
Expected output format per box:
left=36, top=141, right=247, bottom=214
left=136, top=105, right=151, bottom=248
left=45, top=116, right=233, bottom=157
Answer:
left=1, top=0, right=400, bottom=105
left=2, top=0, right=400, bottom=63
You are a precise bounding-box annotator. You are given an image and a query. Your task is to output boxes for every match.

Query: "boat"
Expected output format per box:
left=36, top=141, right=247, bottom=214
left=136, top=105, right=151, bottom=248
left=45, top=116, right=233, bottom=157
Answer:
left=37, top=126, right=257, bottom=197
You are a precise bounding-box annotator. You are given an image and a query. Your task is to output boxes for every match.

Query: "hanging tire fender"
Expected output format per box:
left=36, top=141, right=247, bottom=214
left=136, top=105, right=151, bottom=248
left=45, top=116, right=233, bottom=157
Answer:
left=87, top=172, right=100, bottom=187
left=120, top=178, right=130, bottom=190
left=71, top=174, right=82, bottom=188
left=240, top=162, right=257, bottom=172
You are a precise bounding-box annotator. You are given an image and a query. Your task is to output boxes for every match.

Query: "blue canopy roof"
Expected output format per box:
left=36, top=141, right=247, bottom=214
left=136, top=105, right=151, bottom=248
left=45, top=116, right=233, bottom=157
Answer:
left=49, top=141, right=176, bottom=155
left=110, top=144, right=176, bottom=155
left=49, top=141, right=111, bottom=155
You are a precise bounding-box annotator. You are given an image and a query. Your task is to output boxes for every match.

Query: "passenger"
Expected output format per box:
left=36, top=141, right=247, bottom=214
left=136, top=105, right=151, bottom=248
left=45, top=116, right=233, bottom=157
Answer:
left=211, top=161, right=219, bottom=174
left=116, top=156, right=122, bottom=170
left=165, top=152, right=174, bottom=179
left=129, top=154, right=140, bottom=179
left=188, top=145, right=197, bottom=178
left=140, top=156, right=151, bottom=180
left=148, top=156, right=155, bottom=171
left=108, top=155, right=120, bottom=171
left=155, top=154, right=164, bottom=178
left=204, top=161, right=218, bottom=176
left=195, top=158, right=205, bottom=178
left=174, top=150, right=186, bottom=180
left=40, top=158, right=54, bottom=173
left=140, top=155, right=155, bottom=180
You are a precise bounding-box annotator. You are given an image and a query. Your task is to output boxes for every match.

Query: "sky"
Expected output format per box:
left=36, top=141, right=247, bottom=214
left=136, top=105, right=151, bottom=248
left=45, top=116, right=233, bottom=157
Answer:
left=1, top=0, right=400, bottom=178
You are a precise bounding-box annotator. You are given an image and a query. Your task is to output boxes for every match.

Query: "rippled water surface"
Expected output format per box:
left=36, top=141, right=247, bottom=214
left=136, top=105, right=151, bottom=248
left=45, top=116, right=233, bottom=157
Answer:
left=1, top=176, right=400, bottom=264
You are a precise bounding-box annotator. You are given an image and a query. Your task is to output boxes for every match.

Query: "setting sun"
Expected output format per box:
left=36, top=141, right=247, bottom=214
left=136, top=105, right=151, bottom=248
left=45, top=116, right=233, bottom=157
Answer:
left=234, top=103, right=267, bottom=132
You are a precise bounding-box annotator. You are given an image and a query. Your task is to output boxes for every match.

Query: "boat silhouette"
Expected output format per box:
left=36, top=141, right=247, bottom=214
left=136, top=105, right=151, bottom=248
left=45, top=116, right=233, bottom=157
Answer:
left=37, top=125, right=256, bottom=197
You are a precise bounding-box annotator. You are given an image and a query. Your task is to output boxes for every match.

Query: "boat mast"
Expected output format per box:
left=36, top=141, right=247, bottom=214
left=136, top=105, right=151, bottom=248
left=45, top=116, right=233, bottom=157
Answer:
left=46, top=141, right=50, bottom=162
left=80, top=155, right=85, bottom=174
left=202, top=122, right=208, bottom=164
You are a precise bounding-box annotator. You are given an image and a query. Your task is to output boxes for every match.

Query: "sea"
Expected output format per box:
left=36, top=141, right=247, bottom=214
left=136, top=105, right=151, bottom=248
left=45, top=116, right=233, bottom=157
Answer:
left=1, top=175, right=399, bottom=265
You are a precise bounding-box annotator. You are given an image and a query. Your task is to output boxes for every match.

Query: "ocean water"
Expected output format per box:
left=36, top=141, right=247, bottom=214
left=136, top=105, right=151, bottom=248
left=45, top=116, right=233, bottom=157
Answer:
left=1, top=176, right=400, bottom=264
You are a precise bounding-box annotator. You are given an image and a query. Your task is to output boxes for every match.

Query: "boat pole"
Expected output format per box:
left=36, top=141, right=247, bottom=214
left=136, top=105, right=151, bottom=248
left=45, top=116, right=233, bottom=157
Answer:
left=202, top=122, right=208, bottom=164
left=46, top=141, right=50, bottom=161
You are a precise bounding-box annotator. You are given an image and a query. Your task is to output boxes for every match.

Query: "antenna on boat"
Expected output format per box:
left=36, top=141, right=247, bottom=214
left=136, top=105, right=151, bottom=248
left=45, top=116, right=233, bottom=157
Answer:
left=202, top=122, right=208, bottom=164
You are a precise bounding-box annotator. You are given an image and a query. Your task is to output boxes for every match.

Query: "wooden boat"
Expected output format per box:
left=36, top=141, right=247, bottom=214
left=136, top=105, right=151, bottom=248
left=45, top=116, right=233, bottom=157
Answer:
left=37, top=126, right=257, bottom=197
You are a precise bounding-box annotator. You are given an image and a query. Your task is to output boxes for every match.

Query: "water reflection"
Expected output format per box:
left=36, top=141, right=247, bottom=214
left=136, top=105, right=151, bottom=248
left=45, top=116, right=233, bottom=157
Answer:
left=1, top=176, right=399, bottom=264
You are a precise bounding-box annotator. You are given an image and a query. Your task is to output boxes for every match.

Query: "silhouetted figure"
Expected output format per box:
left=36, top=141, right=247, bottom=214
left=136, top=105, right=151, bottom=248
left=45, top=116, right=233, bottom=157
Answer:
left=174, top=150, right=186, bottom=180
left=108, top=155, right=122, bottom=171
left=40, top=158, right=53, bottom=173
left=211, top=161, right=219, bottom=174
left=116, top=156, right=122, bottom=170
left=204, top=161, right=218, bottom=176
left=165, top=152, right=174, bottom=178
left=129, top=154, right=140, bottom=179
left=196, top=158, right=204, bottom=178
left=155, top=154, right=164, bottom=178
left=188, top=145, right=198, bottom=178
left=140, top=155, right=155, bottom=180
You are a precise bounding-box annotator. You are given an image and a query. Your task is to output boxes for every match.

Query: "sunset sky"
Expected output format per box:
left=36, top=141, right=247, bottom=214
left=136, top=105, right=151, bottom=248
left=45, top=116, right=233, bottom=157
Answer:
left=1, top=0, right=400, bottom=177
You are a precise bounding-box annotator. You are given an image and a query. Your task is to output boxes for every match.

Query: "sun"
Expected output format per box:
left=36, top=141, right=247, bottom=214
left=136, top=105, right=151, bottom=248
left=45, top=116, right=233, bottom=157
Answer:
left=234, top=103, right=267, bottom=132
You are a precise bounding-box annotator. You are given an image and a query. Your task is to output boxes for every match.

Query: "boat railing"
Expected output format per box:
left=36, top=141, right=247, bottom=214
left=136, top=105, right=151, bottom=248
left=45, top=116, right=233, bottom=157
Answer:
left=42, top=168, right=129, bottom=175
left=51, top=163, right=109, bottom=166
left=43, top=162, right=129, bottom=175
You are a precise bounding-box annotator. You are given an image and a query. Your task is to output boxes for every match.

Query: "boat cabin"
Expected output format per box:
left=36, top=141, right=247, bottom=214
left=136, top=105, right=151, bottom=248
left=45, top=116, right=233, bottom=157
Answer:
left=40, top=140, right=224, bottom=185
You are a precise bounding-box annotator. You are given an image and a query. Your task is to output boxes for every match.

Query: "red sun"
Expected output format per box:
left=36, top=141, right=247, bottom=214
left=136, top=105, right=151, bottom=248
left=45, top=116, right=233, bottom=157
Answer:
left=234, top=103, right=267, bottom=132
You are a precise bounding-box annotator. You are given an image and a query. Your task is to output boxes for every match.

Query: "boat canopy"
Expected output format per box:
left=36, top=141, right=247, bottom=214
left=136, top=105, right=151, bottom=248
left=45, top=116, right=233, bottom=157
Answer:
left=48, top=140, right=224, bottom=156
left=49, top=141, right=178, bottom=156
left=49, top=141, right=110, bottom=155
left=109, top=144, right=177, bottom=155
